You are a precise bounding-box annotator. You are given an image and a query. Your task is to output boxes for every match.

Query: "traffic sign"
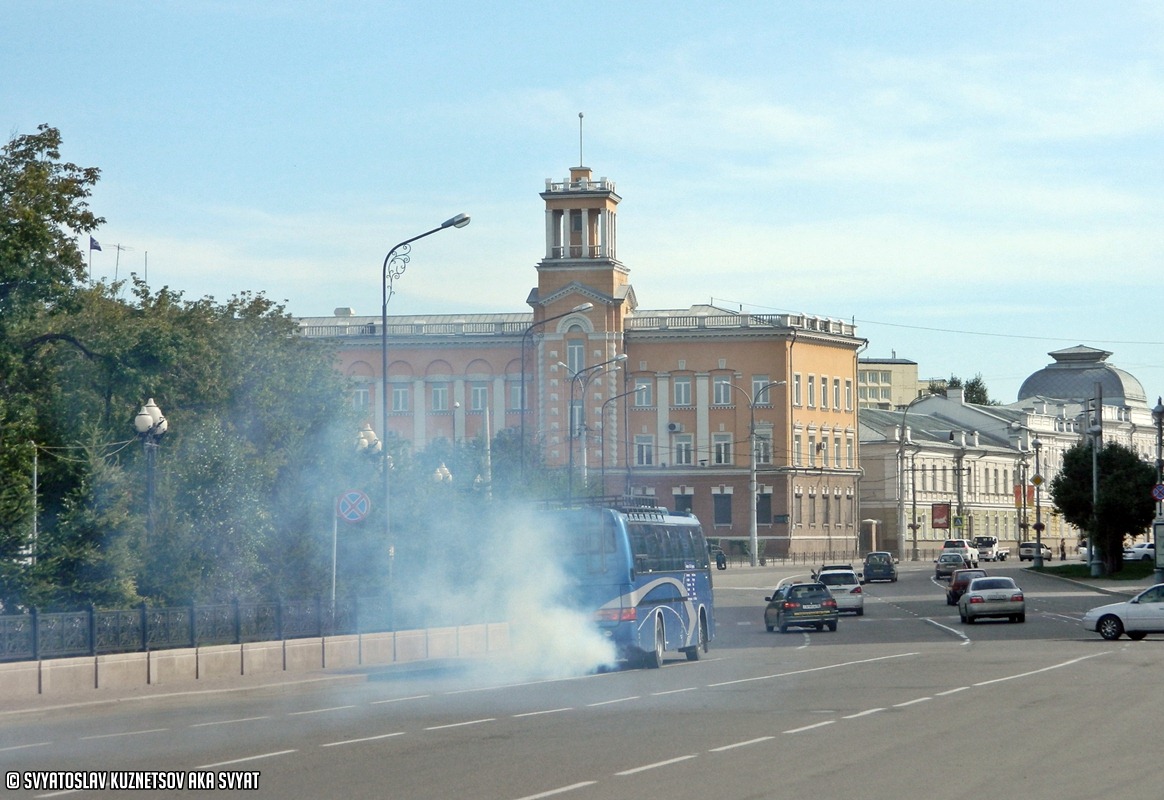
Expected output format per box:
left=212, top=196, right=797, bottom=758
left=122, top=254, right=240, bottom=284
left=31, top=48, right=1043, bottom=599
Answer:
left=336, top=490, right=371, bottom=523
left=1152, top=483, right=1164, bottom=502
left=1031, top=474, right=1043, bottom=486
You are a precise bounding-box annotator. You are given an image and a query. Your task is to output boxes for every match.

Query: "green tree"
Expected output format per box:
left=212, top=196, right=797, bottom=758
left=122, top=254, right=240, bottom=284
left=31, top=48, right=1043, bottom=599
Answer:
left=939, top=373, right=997, bottom=405
left=1049, top=440, right=1156, bottom=574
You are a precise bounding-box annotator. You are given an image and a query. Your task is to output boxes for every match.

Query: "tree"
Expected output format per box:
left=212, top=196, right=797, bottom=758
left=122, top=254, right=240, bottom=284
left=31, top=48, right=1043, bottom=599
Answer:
left=1049, top=440, right=1156, bottom=574
left=939, top=373, right=997, bottom=405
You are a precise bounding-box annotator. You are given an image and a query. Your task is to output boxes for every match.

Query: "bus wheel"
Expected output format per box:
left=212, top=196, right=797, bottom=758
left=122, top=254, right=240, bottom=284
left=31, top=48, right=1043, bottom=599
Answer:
left=684, top=614, right=708, bottom=661
left=644, top=616, right=665, bottom=669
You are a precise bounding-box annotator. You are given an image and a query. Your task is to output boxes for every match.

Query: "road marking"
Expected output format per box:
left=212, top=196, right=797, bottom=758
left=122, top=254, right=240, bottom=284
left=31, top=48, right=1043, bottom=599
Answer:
left=511, top=781, right=597, bottom=800
left=707, top=652, right=917, bottom=687
left=372, top=694, right=430, bottom=704
left=710, top=736, right=775, bottom=751
left=198, top=749, right=297, bottom=768
left=784, top=720, right=835, bottom=734
left=321, top=732, right=406, bottom=747
left=972, top=652, right=1109, bottom=687
left=936, top=687, right=970, bottom=697
left=651, top=687, right=697, bottom=696
left=893, top=697, right=931, bottom=708
left=843, top=708, right=885, bottom=719
left=615, top=754, right=698, bottom=775
left=190, top=716, right=270, bottom=727
left=587, top=696, right=639, bottom=707
left=424, top=718, right=496, bottom=731
left=288, top=704, right=355, bottom=716
left=80, top=728, right=168, bottom=740
left=513, top=707, right=573, bottom=718
left=0, top=741, right=50, bottom=752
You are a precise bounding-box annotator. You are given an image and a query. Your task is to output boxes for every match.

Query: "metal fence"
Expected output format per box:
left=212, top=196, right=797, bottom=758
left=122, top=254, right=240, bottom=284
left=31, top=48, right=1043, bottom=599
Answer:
left=0, top=595, right=463, bottom=663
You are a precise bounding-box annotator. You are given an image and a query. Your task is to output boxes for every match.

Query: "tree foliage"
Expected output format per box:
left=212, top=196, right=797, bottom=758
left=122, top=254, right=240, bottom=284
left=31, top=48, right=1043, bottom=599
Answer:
left=1048, top=440, right=1156, bottom=574
left=941, top=373, right=997, bottom=405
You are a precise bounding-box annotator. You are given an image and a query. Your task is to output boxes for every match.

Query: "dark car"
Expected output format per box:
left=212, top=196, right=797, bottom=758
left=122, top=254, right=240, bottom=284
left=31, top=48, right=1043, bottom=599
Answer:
left=764, top=582, right=839, bottom=633
left=863, top=551, right=898, bottom=582
left=946, top=568, right=987, bottom=605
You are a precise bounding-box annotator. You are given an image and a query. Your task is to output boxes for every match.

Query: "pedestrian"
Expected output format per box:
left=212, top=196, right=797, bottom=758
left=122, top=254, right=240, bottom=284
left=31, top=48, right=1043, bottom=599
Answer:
left=1059, top=538, right=1066, bottom=561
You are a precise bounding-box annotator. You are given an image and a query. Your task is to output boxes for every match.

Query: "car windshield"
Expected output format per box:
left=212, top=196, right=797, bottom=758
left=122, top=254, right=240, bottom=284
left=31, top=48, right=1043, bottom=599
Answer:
left=817, top=573, right=856, bottom=586
left=866, top=554, right=889, bottom=564
left=970, top=578, right=1015, bottom=590
left=940, top=554, right=962, bottom=562
left=788, top=585, right=828, bottom=601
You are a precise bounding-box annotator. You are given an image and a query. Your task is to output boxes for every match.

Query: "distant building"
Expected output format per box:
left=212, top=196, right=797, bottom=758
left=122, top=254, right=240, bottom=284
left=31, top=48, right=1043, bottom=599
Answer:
left=298, top=164, right=866, bottom=557
left=857, top=356, right=941, bottom=409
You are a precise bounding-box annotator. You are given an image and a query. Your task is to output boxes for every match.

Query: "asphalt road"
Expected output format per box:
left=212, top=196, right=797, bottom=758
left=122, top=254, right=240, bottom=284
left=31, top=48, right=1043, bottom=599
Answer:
left=2, top=560, right=1157, bottom=799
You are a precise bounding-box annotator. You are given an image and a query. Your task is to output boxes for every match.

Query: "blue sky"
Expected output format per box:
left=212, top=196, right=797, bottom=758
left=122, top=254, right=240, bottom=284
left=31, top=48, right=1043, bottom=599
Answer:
left=6, top=1, right=1163, bottom=403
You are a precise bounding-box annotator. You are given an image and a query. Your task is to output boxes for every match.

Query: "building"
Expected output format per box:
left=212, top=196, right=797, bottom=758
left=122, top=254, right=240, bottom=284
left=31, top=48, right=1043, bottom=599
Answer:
left=859, top=346, right=1158, bottom=559
left=297, top=164, right=866, bottom=558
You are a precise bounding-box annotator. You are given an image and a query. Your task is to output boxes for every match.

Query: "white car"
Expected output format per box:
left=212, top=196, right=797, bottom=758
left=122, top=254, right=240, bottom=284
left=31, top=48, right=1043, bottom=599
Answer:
left=1123, top=542, right=1155, bottom=562
left=1018, top=541, right=1052, bottom=562
left=815, top=569, right=864, bottom=616
left=1082, top=584, right=1164, bottom=641
left=958, top=576, right=1025, bottom=624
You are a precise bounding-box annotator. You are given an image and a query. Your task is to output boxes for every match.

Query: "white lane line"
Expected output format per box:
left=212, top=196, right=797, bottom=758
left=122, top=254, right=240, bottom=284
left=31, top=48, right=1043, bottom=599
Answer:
left=972, top=652, right=1109, bottom=687
left=80, top=728, right=168, bottom=740
left=372, top=694, right=431, bottom=704
left=893, top=697, right=931, bottom=708
left=615, top=754, right=698, bottom=776
left=784, top=720, right=835, bottom=734
left=651, top=687, right=697, bottom=696
left=424, top=718, right=496, bottom=731
left=513, top=707, right=573, bottom=718
left=0, top=741, right=50, bottom=752
left=587, top=696, right=639, bottom=707
left=198, top=749, right=297, bottom=768
left=924, top=618, right=968, bottom=639
left=710, top=736, right=775, bottom=752
left=287, top=704, right=356, bottom=716
left=511, top=781, right=597, bottom=800
left=190, top=716, right=270, bottom=727
left=707, top=652, right=918, bottom=687
left=321, top=732, right=406, bottom=747
left=843, top=708, right=885, bottom=719
left=936, top=687, right=970, bottom=697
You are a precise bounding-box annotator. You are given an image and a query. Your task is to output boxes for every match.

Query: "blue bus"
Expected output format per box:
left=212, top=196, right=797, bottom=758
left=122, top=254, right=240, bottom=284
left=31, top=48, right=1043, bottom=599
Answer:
left=549, top=502, right=716, bottom=668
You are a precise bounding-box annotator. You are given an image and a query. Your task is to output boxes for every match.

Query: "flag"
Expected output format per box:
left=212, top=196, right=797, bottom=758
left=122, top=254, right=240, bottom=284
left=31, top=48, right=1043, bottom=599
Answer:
left=89, top=236, right=102, bottom=252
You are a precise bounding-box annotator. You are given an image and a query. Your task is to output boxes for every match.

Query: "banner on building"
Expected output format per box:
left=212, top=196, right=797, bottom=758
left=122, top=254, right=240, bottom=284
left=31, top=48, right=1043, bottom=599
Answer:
left=931, top=502, right=951, bottom=529
left=1013, top=485, right=1035, bottom=508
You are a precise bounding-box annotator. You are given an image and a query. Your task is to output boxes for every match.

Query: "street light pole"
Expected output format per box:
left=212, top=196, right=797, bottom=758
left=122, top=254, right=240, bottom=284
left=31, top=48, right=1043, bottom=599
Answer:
left=600, top=385, right=646, bottom=494
left=519, top=302, right=593, bottom=481
left=1152, top=396, right=1163, bottom=584
left=896, top=394, right=928, bottom=562
left=133, top=398, right=168, bottom=545
left=564, top=354, right=627, bottom=503
left=380, top=213, right=469, bottom=581
left=1032, top=438, right=1045, bottom=568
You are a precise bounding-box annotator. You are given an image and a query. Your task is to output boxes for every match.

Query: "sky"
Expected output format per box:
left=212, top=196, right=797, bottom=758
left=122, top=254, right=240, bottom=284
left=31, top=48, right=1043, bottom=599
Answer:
left=5, top=1, right=1163, bottom=405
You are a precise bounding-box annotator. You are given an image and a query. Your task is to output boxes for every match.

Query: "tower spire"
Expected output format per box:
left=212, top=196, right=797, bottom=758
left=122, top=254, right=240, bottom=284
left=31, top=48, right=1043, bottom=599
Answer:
left=578, top=112, right=584, bottom=167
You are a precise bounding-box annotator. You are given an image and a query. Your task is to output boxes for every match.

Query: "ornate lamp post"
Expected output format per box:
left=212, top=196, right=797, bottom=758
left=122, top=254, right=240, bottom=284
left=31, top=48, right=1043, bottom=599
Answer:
left=563, top=354, right=627, bottom=502
left=519, top=302, right=593, bottom=480
left=380, top=213, right=469, bottom=575
left=1152, top=397, right=1163, bottom=583
left=133, top=398, right=168, bottom=544
left=1032, top=438, right=1045, bottom=568
left=896, top=394, right=928, bottom=562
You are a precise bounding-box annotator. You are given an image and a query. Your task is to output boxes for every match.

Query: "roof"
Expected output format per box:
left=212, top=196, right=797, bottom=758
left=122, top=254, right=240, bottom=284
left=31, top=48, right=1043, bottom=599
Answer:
left=1017, top=345, right=1147, bottom=408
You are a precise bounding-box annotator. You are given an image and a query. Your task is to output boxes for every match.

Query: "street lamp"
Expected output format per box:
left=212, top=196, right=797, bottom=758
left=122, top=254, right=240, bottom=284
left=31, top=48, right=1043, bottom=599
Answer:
left=133, top=398, right=168, bottom=544
left=519, top=303, right=594, bottom=480
left=896, top=393, right=929, bottom=562
left=563, top=354, right=627, bottom=502
left=599, top=385, right=647, bottom=494
left=1152, top=396, right=1163, bottom=583
left=380, top=213, right=470, bottom=573
left=1032, top=438, right=1045, bottom=568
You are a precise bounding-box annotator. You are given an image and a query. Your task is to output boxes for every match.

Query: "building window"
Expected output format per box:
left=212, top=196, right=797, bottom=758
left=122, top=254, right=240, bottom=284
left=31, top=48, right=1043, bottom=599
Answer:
left=845, top=379, right=853, bottom=410
left=353, top=387, right=370, bottom=413
left=392, top=385, right=409, bottom=413
left=756, top=492, right=772, bottom=525
left=674, top=435, right=694, bottom=466
left=713, top=434, right=733, bottom=465
left=566, top=338, right=585, bottom=375
left=833, top=436, right=842, bottom=468
left=635, top=435, right=654, bottom=466
left=752, top=375, right=772, bottom=405
left=755, top=434, right=772, bottom=464
left=673, top=376, right=692, bottom=407
left=509, top=381, right=526, bottom=411
left=807, top=376, right=816, bottom=408
left=713, top=375, right=733, bottom=405
left=833, top=379, right=841, bottom=411
left=713, top=493, right=732, bottom=525
left=674, top=493, right=693, bottom=514
left=793, top=373, right=802, bottom=406
left=794, top=492, right=803, bottom=526
left=794, top=432, right=803, bottom=466
left=634, top=377, right=653, bottom=407
left=809, top=493, right=817, bottom=525
left=823, top=493, right=831, bottom=525
left=431, top=384, right=449, bottom=412
left=808, top=434, right=817, bottom=467
left=820, top=376, right=828, bottom=410
left=470, top=383, right=488, bottom=411
left=846, top=435, right=854, bottom=468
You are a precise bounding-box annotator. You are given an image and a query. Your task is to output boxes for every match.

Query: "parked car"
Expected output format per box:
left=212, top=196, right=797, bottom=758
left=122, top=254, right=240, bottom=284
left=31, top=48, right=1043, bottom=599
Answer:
left=764, top=582, right=839, bottom=633
left=942, top=538, right=979, bottom=567
left=958, top=576, right=1025, bottom=624
left=863, top=551, right=898, bottom=583
left=1081, top=583, right=1164, bottom=641
left=947, top=568, right=988, bottom=605
left=1018, top=541, right=1053, bottom=562
left=815, top=568, right=865, bottom=616
left=935, top=551, right=969, bottom=580
left=1123, top=542, right=1155, bottom=562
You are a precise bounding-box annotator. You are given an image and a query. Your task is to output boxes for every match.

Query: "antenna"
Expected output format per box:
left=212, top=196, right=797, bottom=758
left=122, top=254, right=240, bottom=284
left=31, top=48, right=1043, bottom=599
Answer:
left=578, top=111, right=584, bottom=166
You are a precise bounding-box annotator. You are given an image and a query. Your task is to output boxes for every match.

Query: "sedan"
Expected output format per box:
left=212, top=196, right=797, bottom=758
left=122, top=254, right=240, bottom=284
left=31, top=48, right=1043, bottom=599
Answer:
left=764, top=582, right=839, bottom=633
left=815, top=569, right=865, bottom=616
left=1123, top=542, right=1155, bottom=562
left=958, top=576, right=1025, bottom=624
left=935, top=552, right=968, bottom=580
left=947, top=568, right=987, bottom=605
left=1081, top=583, right=1164, bottom=641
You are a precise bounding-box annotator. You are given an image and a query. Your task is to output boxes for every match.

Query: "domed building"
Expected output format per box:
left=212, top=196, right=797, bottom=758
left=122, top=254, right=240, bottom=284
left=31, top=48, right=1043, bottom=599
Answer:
left=1018, top=345, right=1148, bottom=408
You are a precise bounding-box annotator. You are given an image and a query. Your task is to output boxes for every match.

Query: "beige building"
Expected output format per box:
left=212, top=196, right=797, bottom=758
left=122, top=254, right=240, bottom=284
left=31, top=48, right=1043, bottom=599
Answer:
left=298, top=164, right=866, bottom=558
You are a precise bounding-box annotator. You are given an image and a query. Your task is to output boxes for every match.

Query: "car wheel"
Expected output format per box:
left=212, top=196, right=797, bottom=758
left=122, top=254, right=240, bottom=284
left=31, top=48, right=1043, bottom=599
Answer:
left=856, top=608, right=864, bottom=617
left=964, top=613, right=975, bottom=624
left=815, top=623, right=823, bottom=631
left=779, top=623, right=788, bottom=634
left=644, top=616, right=665, bottom=668
left=1128, top=631, right=1147, bottom=641
left=1097, top=615, right=1124, bottom=641
left=685, top=614, right=708, bottom=661
left=766, top=623, right=774, bottom=632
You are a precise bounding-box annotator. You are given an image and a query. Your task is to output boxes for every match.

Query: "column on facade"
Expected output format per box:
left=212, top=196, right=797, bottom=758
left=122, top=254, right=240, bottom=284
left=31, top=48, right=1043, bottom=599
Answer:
left=411, top=378, right=426, bottom=448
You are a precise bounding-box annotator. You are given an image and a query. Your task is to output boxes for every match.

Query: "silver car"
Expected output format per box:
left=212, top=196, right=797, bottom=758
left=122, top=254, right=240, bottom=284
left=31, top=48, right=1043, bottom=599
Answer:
left=815, top=569, right=865, bottom=616
left=1081, top=583, right=1164, bottom=641
left=958, top=576, right=1025, bottom=624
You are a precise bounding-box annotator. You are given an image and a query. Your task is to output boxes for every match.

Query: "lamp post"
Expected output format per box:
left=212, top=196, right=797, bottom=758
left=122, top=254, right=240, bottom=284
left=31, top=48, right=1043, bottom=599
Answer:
left=519, top=302, right=593, bottom=481
left=1152, top=396, right=1163, bottom=583
left=336, top=424, right=382, bottom=610
left=599, top=385, right=647, bottom=494
left=380, top=213, right=470, bottom=576
left=564, top=354, right=627, bottom=502
left=133, top=398, right=168, bottom=545
left=1032, top=438, right=1045, bottom=568
left=896, top=393, right=928, bottom=562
